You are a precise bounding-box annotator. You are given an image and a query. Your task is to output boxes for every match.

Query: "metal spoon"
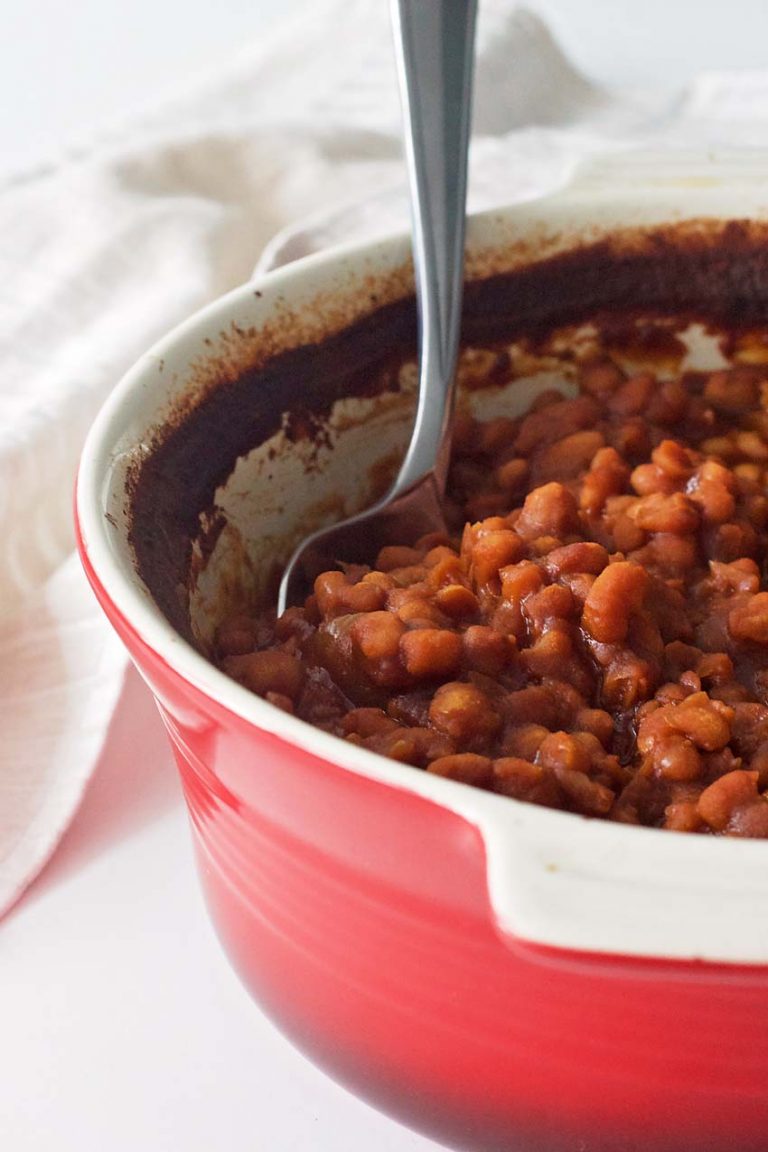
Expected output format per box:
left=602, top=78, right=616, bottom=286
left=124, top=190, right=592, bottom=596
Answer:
left=277, top=0, right=477, bottom=615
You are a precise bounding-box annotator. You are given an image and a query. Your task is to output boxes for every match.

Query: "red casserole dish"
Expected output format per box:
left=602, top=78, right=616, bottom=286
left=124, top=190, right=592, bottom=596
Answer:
left=76, top=154, right=768, bottom=1151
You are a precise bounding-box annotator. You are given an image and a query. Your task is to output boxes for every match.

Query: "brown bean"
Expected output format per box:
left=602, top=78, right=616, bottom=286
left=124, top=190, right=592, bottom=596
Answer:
left=574, top=708, right=614, bottom=748
left=601, top=651, right=658, bottom=710
left=608, top=372, right=655, bottom=417
left=538, top=730, right=591, bottom=775
left=729, top=593, right=768, bottom=643
left=495, top=457, right=529, bottom=492
left=516, top=482, right=579, bottom=539
left=653, top=439, right=697, bottom=479
left=462, top=625, right=514, bottom=675
left=434, top=583, right=479, bottom=619
left=428, top=681, right=502, bottom=746
left=514, top=395, right=600, bottom=455
left=376, top=545, right=426, bottom=571
left=521, top=628, right=575, bottom=680
left=553, top=765, right=615, bottom=815
left=426, top=553, right=466, bottom=590
left=396, top=596, right=448, bottom=626
left=265, top=692, right=295, bottom=714
left=579, top=360, right=624, bottom=397
left=654, top=736, right=703, bottom=782
left=501, top=723, right=550, bottom=761
left=663, top=800, right=703, bottom=832
left=646, top=379, right=689, bottom=425
left=704, top=368, right=761, bottom=413
left=428, top=753, right=493, bottom=786
left=698, top=770, right=762, bottom=832
left=524, top=583, right=577, bottom=629
left=582, top=561, right=649, bottom=644
left=628, top=492, right=699, bottom=535
left=532, top=430, right=606, bottom=484
left=665, top=692, right=733, bottom=752
left=544, top=542, right=609, bottom=577
left=470, top=530, right=525, bottom=589
left=342, top=708, right=397, bottom=737
left=688, top=479, right=736, bottom=524
left=223, top=650, right=304, bottom=700
left=400, top=629, right=463, bottom=679
left=492, top=757, right=563, bottom=807
left=580, top=448, right=630, bottom=513
left=474, top=416, right=519, bottom=454
left=630, top=463, right=677, bottom=497
left=500, top=561, right=544, bottom=610
left=350, top=610, right=405, bottom=658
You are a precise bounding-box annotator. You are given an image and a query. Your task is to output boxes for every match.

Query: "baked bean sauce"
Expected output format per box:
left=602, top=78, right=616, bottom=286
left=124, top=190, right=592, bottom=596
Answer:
left=217, top=358, right=768, bottom=837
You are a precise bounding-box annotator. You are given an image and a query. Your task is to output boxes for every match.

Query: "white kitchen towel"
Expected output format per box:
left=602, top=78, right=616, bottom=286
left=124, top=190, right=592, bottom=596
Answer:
left=3, top=0, right=768, bottom=918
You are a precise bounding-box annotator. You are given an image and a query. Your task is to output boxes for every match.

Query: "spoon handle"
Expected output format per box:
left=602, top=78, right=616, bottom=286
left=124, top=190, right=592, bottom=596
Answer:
left=390, top=0, right=477, bottom=497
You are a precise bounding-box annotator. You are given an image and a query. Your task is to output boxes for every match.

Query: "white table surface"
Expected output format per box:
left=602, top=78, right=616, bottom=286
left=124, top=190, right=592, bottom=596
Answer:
left=3, top=3, right=768, bottom=1150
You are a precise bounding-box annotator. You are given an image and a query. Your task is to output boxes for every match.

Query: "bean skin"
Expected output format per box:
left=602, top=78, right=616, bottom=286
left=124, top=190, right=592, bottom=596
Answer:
left=582, top=562, right=649, bottom=644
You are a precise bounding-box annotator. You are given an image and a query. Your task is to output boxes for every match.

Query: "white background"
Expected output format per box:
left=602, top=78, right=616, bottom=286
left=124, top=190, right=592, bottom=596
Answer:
left=2, top=3, right=768, bottom=1150
left=5, top=0, right=768, bottom=180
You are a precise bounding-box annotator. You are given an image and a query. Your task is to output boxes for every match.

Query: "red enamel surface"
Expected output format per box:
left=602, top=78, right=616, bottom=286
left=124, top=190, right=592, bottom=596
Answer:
left=78, top=533, right=768, bottom=1152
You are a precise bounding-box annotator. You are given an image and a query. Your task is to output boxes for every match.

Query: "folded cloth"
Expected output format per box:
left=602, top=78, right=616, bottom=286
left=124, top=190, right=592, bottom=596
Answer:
left=0, top=557, right=126, bottom=916
left=3, top=0, right=768, bottom=917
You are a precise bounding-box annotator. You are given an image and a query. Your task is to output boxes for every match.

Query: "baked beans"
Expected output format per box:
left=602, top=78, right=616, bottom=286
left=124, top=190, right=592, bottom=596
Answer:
left=218, top=358, right=768, bottom=838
